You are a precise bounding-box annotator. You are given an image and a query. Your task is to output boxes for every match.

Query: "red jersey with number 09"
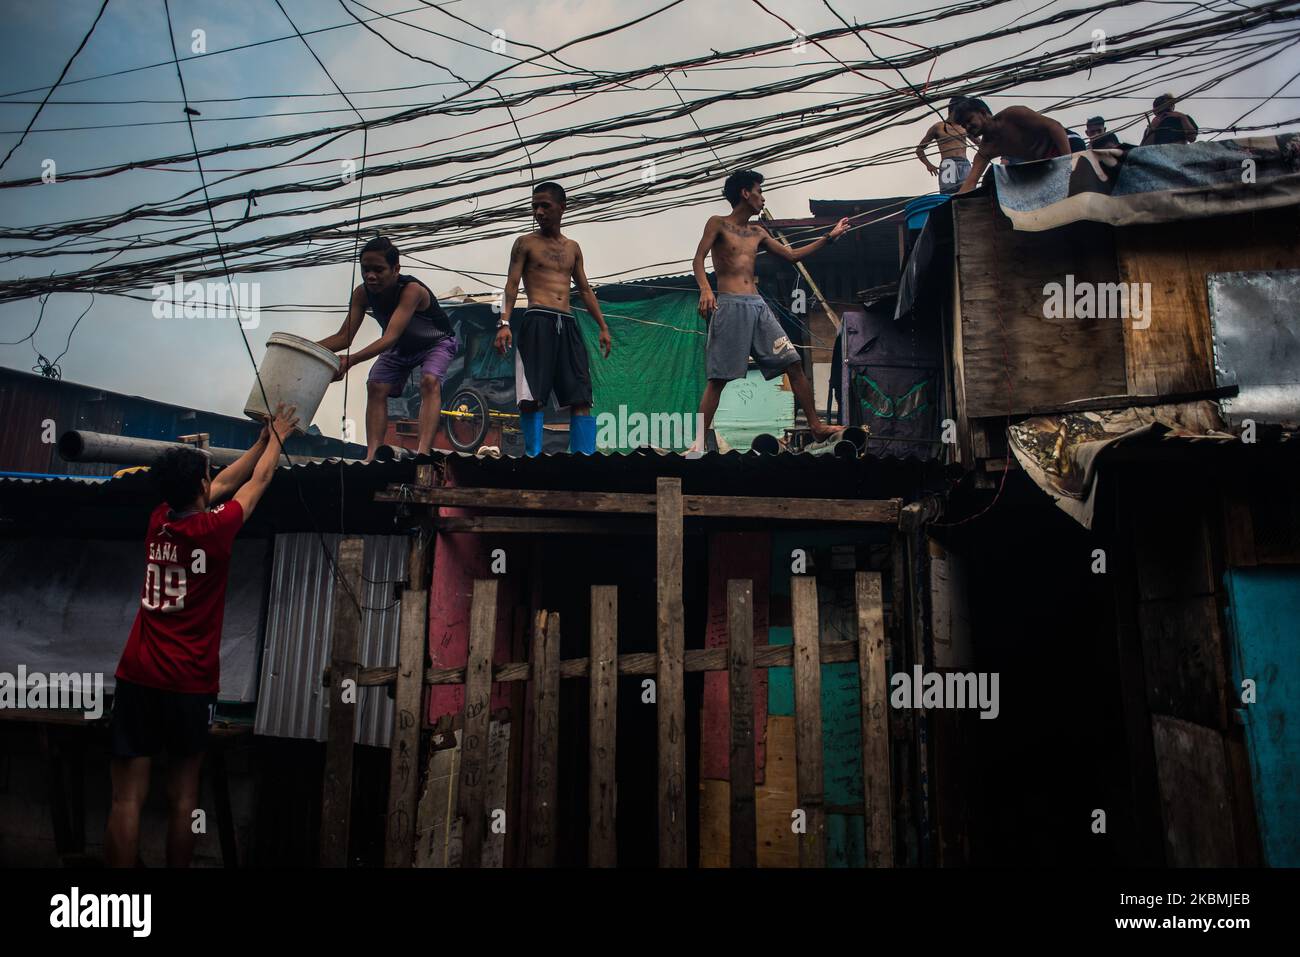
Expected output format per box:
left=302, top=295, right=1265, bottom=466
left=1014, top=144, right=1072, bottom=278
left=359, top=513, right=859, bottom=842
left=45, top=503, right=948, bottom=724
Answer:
left=116, top=500, right=244, bottom=695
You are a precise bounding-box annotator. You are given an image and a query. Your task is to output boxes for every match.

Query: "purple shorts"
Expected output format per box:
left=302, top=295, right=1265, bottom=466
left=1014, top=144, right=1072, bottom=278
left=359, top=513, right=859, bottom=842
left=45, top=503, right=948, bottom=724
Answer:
left=367, top=337, right=458, bottom=396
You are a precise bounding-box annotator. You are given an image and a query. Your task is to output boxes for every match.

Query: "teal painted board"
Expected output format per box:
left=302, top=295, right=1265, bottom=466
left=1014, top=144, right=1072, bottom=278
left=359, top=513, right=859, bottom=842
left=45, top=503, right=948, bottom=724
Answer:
left=827, top=814, right=867, bottom=868
left=771, top=530, right=889, bottom=866
left=1225, top=567, right=1300, bottom=867
left=768, top=626, right=794, bottom=716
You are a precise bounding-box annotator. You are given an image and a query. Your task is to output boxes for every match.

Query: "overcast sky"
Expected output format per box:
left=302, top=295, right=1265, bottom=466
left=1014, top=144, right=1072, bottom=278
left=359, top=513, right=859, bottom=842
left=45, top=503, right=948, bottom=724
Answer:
left=2, top=0, right=1296, bottom=441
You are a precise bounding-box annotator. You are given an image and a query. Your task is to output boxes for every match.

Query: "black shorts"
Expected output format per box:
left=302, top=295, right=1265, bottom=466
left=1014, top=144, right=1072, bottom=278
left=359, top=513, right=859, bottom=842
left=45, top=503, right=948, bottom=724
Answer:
left=514, top=308, right=593, bottom=409
left=110, top=678, right=216, bottom=759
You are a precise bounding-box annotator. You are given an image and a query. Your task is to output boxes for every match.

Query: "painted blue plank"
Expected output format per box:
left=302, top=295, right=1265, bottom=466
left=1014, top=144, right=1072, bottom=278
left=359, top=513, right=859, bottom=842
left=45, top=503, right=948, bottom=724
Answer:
left=1225, top=567, right=1300, bottom=867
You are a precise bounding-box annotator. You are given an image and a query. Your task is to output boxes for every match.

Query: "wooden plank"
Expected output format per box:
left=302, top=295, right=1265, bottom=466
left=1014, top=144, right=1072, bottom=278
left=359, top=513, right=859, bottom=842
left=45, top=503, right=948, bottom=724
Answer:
left=755, top=715, right=800, bottom=867
left=657, top=476, right=688, bottom=867
left=414, top=730, right=462, bottom=867
left=728, top=579, right=757, bottom=868
left=1137, top=595, right=1228, bottom=729
left=436, top=516, right=652, bottom=535
left=319, top=536, right=366, bottom=868
left=790, top=575, right=826, bottom=867
left=526, top=611, right=560, bottom=866
left=1151, top=715, right=1238, bottom=866
left=381, top=484, right=901, bottom=525
left=702, top=532, right=770, bottom=796
left=589, top=586, right=619, bottom=867
left=482, top=717, right=511, bottom=868
left=384, top=526, right=430, bottom=867
left=953, top=195, right=1126, bottom=417
left=457, top=578, right=498, bottom=868
left=699, top=779, right=731, bottom=868
left=856, top=571, right=893, bottom=867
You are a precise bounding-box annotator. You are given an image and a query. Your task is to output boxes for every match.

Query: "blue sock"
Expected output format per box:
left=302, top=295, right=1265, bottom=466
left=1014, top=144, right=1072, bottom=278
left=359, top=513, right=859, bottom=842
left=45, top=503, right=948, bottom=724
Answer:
left=521, top=409, right=543, bottom=456
left=569, top=414, right=597, bottom=455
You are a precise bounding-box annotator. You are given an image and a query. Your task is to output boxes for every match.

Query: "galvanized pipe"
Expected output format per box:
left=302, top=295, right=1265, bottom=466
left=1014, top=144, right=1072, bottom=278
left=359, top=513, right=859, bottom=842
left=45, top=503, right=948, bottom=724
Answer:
left=57, top=430, right=354, bottom=468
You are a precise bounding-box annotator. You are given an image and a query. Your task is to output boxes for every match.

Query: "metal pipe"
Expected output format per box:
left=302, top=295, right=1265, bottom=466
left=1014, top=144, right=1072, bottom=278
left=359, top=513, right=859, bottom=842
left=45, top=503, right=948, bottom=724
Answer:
left=57, top=430, right=356, bottom=468
left=59, top=430, right=246, bottom=468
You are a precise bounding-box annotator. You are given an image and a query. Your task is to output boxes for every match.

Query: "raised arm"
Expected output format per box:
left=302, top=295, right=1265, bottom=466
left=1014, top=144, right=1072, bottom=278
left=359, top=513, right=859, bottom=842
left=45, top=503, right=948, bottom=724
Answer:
left=209, top=426, right=269, bottom=502
left=572, top=242, right=612, bottom=358
left=495, top=237, right=528, bottom=355
left=232, top=404, right=300, bottom=523
left=760, top=218, right=849, bottom=264
left=693, top=217, right=722, bottom=319
left=317, top=285, right=368, bottom=353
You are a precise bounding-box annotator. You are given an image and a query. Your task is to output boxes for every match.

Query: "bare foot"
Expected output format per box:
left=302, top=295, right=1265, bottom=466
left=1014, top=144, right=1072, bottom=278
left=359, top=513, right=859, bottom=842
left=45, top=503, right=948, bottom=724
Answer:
left=810, top=424, right=847, bottom=443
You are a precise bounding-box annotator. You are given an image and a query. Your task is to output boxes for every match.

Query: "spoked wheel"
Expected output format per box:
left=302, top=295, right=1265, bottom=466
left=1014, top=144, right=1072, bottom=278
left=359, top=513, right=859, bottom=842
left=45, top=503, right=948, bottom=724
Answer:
left=444, top=387, right=490, bottom=452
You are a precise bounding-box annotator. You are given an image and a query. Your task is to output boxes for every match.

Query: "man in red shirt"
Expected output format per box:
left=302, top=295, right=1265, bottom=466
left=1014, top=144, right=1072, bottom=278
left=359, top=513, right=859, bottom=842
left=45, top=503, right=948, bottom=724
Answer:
left=106, top=403, right=298, bottom=867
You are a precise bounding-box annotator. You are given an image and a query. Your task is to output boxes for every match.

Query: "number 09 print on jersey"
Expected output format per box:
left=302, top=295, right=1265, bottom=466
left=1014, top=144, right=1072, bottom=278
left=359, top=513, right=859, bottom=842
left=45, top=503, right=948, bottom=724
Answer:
left=115, top=500, right=244, bottom=695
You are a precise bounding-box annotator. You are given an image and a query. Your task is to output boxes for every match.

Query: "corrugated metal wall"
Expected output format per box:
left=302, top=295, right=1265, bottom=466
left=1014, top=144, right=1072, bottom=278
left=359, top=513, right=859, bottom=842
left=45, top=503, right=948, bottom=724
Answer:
left=255, top=533, right=409, bottom=748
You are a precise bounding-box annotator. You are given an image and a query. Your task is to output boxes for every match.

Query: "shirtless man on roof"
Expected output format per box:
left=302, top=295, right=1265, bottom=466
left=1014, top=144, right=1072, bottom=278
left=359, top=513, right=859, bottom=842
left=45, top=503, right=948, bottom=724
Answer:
left=494, top=181, right=612, bottom=456
left=916, top=97, right=972, bottom=195
left=690, top=169, right=848, bottom=453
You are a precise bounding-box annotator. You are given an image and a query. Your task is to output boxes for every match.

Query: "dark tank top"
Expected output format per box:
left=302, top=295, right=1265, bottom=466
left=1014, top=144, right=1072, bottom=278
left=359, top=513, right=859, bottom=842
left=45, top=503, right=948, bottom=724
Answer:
left=366, top=274, right=453, bottom=354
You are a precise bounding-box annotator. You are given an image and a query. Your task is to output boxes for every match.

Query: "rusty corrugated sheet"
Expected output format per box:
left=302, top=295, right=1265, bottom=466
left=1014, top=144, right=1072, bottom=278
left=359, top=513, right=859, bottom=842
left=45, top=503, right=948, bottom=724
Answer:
left=255, top=532, right=409, bottom=747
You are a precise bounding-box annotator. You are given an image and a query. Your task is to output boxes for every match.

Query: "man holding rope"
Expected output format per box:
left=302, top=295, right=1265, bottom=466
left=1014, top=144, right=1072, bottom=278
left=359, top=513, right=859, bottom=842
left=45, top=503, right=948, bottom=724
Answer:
left=690, top=169, right=848, bottom=453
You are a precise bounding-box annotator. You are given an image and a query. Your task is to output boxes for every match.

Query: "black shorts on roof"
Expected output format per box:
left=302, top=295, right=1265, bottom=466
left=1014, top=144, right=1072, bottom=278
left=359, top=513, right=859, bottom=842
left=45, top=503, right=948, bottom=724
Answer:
left=513, top=308, right=593, bottom=409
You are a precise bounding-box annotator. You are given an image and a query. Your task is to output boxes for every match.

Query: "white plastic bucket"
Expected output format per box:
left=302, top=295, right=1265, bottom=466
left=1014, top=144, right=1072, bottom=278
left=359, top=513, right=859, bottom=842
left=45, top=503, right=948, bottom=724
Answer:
left=243, top=332, right=340, bottom=434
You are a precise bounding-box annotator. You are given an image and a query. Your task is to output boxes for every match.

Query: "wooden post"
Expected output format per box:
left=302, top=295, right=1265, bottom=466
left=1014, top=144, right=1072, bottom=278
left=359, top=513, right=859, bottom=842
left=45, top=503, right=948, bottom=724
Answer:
left=857, top=571, right=893, bottom=867
left=319, top=536, right=366, bottom=868
left=728, top=579, right=757, bottom=868
left=791, top=575, right=826, bottom=868
left=589, top=586, right=619, bottom=867
left=458, top=578, right=498, bottom=868
left=384, top=519, right=431, bottom=867
left=527, top=611, right=560, bottom=866
left=656, top=477, right=687, bottom=867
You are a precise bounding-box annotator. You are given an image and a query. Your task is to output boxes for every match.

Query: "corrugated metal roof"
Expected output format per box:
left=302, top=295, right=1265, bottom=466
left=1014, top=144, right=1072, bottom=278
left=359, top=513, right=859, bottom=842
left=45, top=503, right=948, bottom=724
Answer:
left=255, top=533, right=408, bottom=747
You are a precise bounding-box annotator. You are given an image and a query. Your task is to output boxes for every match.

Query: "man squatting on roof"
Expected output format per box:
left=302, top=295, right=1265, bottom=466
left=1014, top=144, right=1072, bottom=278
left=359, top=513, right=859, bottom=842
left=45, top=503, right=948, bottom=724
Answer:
left=317, top=236, right=458, bottom=461
left=690, top=169, right=849, bottom=452
left=494, top=181, right=613, bottom=456
left=107, top=403, right=300, bottom=867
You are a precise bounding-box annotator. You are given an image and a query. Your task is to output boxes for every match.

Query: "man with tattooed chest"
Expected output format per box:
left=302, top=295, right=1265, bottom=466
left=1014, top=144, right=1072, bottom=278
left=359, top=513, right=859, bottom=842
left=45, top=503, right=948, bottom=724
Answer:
left=495, top=181, right=612, bottom=455
left=690, top=168, right=848, bottom=452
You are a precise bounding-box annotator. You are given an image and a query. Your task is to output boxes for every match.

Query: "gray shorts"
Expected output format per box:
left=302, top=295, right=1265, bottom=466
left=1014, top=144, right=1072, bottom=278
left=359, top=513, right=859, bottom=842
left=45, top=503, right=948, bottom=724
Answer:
left=706, top=294, right=800, bottom=382
left=939, top=157, right=971, bottom=194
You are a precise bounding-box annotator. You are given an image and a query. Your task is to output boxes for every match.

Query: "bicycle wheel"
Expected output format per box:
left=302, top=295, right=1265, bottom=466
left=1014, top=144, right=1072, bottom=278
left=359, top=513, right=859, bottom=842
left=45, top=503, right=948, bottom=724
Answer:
left=444, top=387, right=490, bottom=452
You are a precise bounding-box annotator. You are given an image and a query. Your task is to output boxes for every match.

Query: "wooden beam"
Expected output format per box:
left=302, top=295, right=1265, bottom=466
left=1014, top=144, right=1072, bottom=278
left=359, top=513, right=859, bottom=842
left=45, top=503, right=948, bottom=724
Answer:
left=379, top=485, right=901, bottom=525
left=589, top=586, right=619, bottom=867
left=319, top=536, right=365, bottom=869
left=657, top=477, right=688, bottom=867
left=346, top=641, right=865, bottom=687
left=384, top=523, right=430, bottom=868
left=856, top=571, right=893, bottom=868
left=791, top=575, right=826, bottom=868
left=728, top=579, right=757, bottom=868
left=436, top=516, right=652, bottom=535
left=458, top=579, right=498, bottom=868
left=526, top=611, right=560, bottom=867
